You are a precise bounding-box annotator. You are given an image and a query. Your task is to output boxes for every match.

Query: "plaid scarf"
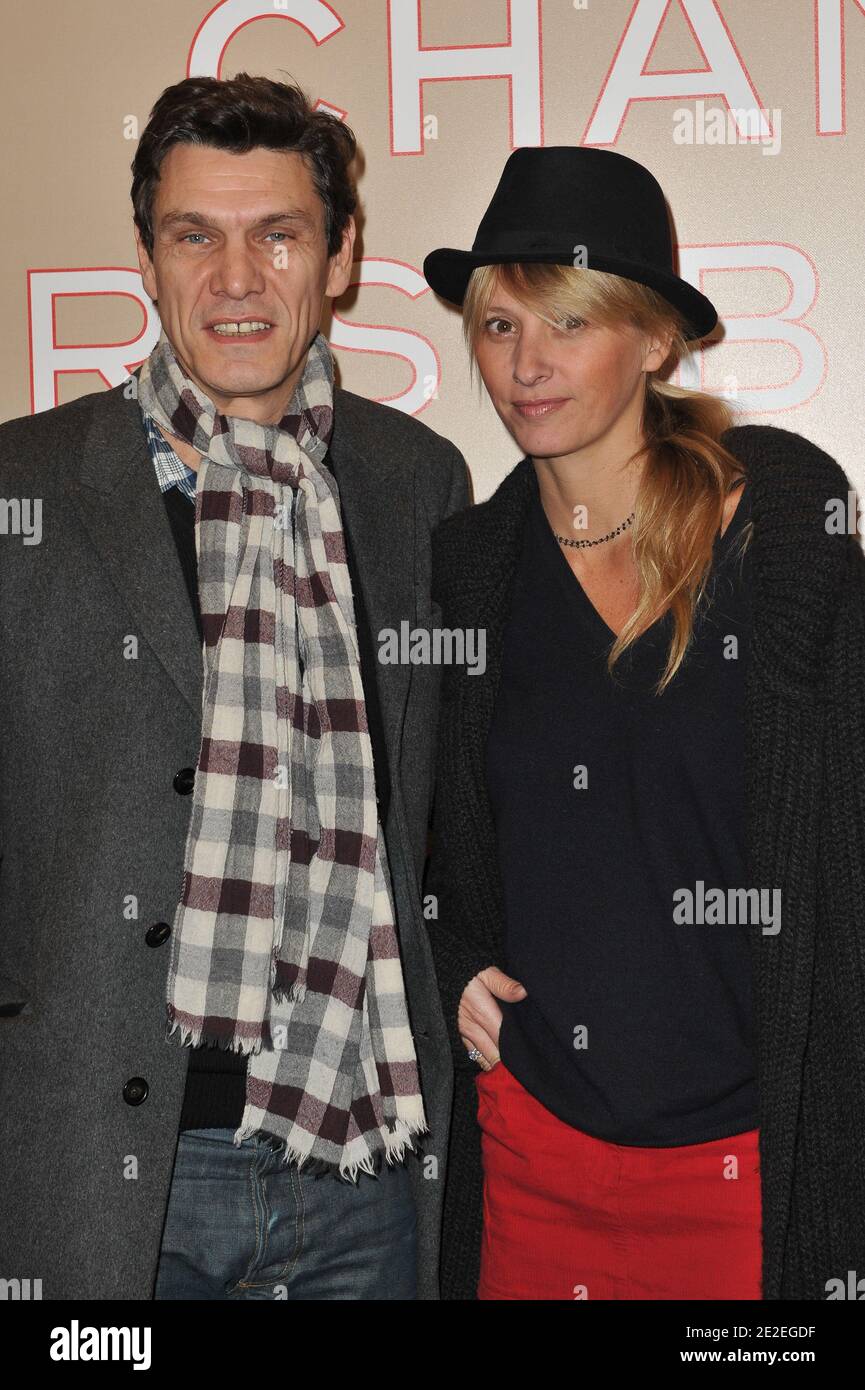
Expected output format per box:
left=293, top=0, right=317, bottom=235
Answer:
left=135, top=329, right=426, bottom=1179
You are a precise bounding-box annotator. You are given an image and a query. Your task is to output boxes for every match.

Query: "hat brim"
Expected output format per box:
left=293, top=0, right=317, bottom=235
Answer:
left=422, top=248, right=718, bottom=341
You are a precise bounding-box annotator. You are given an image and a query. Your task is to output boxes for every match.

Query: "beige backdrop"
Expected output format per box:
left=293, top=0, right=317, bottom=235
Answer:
left=2, top=0, right=863, bottom=503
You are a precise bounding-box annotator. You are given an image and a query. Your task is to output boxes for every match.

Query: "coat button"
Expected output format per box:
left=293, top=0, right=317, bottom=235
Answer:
left=145, top=921, right=171, bottom=947
left=123, top=1077, right=149, bottom=1106
left=173, top=767, right=195, bottom=795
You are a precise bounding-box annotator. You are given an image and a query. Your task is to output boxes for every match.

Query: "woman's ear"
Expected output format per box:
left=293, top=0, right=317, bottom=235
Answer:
left=642, top=327, right=675, bottom=373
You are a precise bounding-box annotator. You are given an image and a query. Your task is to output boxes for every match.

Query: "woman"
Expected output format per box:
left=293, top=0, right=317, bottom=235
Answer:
left=421, top=146, right=865, bottom=1301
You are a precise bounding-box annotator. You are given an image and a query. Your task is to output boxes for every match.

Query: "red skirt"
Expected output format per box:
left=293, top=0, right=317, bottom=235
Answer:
left=476, top=1062, right=762, bottom=1300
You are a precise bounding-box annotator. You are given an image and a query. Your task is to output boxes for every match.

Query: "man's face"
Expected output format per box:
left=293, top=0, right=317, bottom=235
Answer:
left=135, top=143, right=354, bottom=423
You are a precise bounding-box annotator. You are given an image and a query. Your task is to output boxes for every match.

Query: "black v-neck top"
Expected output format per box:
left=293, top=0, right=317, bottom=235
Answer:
left=485, top=473, right=757, bottom=1146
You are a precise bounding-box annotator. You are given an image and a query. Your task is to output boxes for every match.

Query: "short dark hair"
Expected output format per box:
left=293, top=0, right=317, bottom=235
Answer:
left=131, top=73, right=358, bottom=259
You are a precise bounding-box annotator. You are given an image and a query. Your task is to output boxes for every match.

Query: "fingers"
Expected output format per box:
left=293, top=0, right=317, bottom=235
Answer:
left=457, top=965, right=527, bottom=1069
left=477, top=965, right=528, bottom=1002
left=460, top=977, right=505, bottom=1045
left=459, top=1028, right=501, bottom=1070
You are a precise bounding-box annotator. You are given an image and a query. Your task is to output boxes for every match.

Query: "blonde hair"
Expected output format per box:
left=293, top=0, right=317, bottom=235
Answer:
left=463, top=262, right=748, bottom=692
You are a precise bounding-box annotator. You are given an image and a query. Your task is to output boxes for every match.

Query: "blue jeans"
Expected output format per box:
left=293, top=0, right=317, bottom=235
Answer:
left=154, top=1128, right=418, bottom=1300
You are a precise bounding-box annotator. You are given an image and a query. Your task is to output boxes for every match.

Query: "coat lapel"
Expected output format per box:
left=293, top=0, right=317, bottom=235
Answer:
left=327, top=389, right=416, bottom=780
left=68, top=384, right=202, bottom=720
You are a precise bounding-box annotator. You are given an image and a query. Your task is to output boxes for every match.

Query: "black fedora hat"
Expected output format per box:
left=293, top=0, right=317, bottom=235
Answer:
left=423, top=146, right=717, bottom=340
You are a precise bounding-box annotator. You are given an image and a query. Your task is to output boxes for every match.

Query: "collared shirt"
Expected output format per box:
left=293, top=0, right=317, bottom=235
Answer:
left=142, top=414, right=197, bottom=503
left=143, top=414, right=296, bottom=533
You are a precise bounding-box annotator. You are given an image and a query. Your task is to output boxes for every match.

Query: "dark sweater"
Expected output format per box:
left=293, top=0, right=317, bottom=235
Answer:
left=426, top=425, right=865, bottom=1300
left=486, top=471, right=756, bottom=1145
left=162, top=451, right=391, bottom=1131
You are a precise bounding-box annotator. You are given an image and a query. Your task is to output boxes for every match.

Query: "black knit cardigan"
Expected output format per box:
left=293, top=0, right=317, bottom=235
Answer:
left=425, top=424, right=865, bottom=1301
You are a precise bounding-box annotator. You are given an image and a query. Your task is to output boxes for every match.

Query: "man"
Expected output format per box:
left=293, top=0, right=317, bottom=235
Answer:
left=0, top=73, right=469, bottom=1300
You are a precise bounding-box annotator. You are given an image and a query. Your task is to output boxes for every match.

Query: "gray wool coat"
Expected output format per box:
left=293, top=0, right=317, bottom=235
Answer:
left=0, top=378, right=469, bottom=1300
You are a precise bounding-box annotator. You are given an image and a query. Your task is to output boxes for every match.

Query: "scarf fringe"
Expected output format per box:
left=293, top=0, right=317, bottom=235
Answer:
left=165, top=1014, right=260, bottom=1056
left=382, top=1116, right=429, bottom=1167
left=269, top=947, right=308, bottom=1006
left=228, top=1115, right=430, bottom=1183
left=271, top=980, right=307, bottom=1006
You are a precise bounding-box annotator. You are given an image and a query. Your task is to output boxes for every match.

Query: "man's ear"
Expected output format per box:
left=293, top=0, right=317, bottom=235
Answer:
left=134, top=224, right=158, bottom=303
left=324, top=216, right=356, bottom=300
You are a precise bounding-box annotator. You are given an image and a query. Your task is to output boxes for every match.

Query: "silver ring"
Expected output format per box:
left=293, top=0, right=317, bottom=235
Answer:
left=467, top=1047, right=483, bottom=1064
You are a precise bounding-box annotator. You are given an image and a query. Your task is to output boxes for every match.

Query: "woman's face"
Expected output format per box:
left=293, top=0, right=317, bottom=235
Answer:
left=472, top=278, right=668, bottom=464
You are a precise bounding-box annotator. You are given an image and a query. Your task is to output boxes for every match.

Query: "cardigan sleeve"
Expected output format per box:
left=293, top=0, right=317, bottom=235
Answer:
left=424, top=516, right=500, bottom=1068
left=424, top=790, right=499, bottom=1068
left=823, top=532, right=865, bottom=790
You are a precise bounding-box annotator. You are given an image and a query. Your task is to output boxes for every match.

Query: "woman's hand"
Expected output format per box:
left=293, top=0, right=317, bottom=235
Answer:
left=459, top=966, right=528, bottom=1069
